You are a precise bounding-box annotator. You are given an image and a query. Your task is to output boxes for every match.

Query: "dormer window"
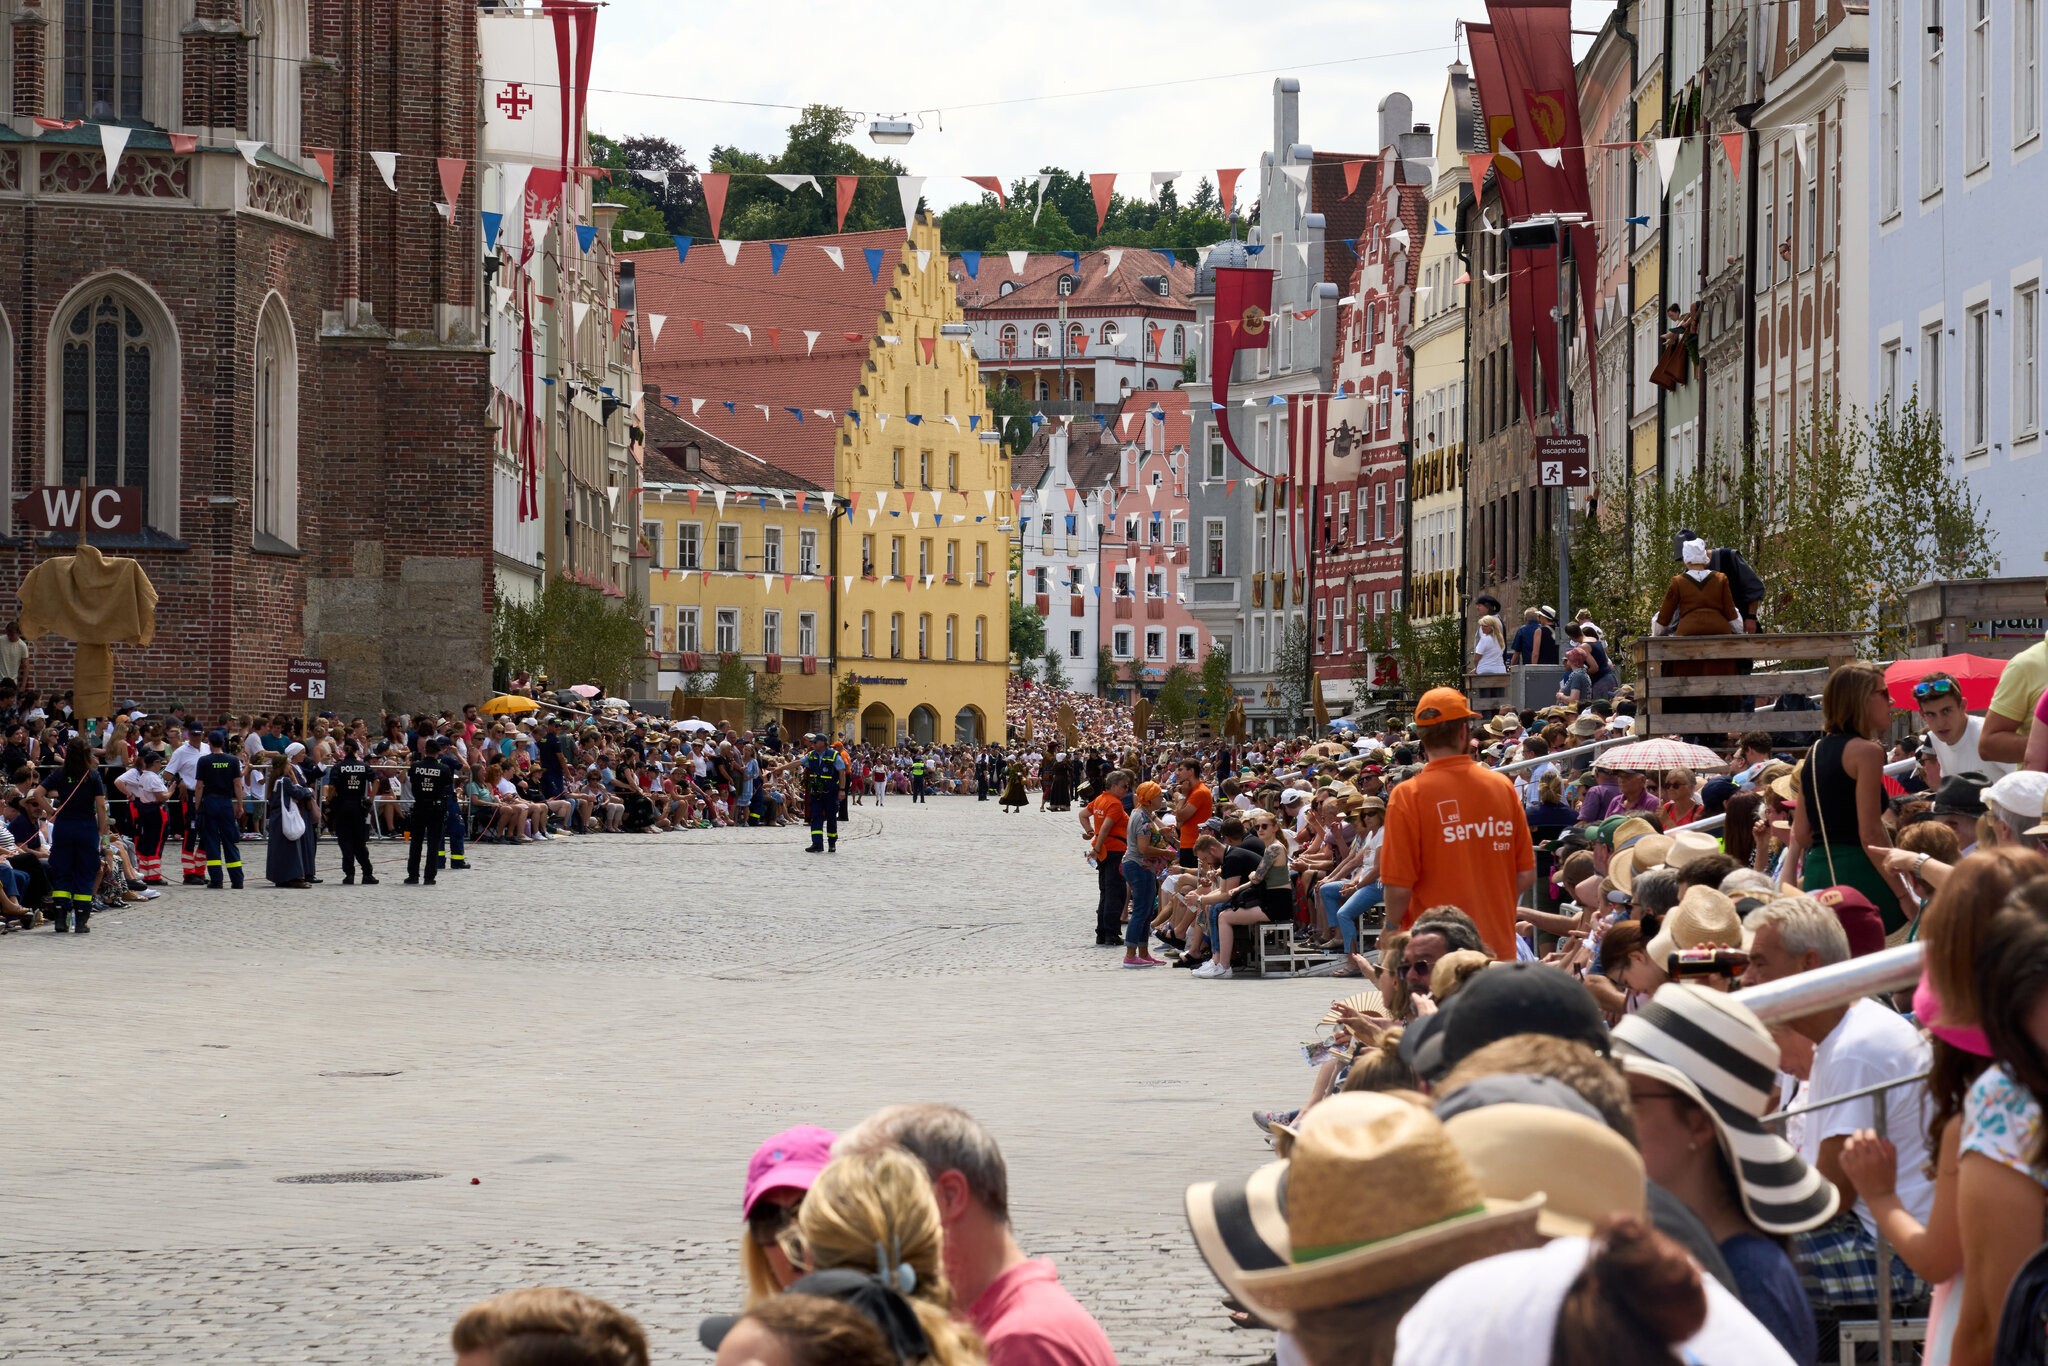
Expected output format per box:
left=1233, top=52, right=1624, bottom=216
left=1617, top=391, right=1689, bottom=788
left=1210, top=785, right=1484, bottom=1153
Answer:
left=1056, top=274, right=1076, bottom=297
left=998, top=281, right=1016, bottom=297
left=682, top=443, right=702, bottom=472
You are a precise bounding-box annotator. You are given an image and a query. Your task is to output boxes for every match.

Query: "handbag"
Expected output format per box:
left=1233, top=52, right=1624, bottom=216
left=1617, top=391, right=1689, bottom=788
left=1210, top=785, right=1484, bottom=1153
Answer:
left=280, top=794, right=307, bottom=842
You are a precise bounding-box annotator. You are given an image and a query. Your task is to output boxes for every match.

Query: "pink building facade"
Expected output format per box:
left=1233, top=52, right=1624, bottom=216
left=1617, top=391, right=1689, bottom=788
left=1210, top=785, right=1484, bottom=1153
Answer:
left=1098, top=391, right=1209, bottom=694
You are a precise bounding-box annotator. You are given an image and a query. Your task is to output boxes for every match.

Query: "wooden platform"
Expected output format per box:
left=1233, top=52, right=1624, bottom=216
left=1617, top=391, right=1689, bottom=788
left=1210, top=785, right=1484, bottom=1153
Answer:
left=1629, top=632, right=1868, bottom=737
left=1906, top=577, right=2048, bottom=660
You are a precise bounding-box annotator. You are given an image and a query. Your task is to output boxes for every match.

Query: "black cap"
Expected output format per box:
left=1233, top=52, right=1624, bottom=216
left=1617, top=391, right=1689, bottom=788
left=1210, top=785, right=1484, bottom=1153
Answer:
left=699, top=1268, right=930, bottom=1360
left=1402, top=962, right=1610, bottom=1082
left=1931, top=771, right=1990, bottom=818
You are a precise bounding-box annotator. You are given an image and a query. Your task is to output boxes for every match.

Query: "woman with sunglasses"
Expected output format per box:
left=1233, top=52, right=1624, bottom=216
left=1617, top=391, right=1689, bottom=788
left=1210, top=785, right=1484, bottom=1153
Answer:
left=739, top=1125, right=837, bottom=1308
left=1659, top=767, right=1702, bottom=828
left=1787, top=662, right=1906, bottom=937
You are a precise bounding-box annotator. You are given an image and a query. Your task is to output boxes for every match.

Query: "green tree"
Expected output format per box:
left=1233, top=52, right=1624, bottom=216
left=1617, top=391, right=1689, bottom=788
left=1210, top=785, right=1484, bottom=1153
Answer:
left=493, top=579, right=650, bottom=696
left=710, top=651, right=753, bottom=699
left=1274, top=619, right=1314, bottom=731
left=1155, top=663, right=1198, bottom=733
left=1095, top=646, right=1118, bottom=696
left=1042, top=646, right=1069, bottom=690
left=1008, top=597, right=1047, bottom=670
left=748, top=666, right=783, bottom=730
left=985, top=382, right=1037, bottom=455
left=1866, top=397, right=1997, bottom=655
left=587, top=132, right=698, bottom=248
left=833, top=673, right=862, bottom=730
left=686, top=106, right=910, bottom=242
left=1199, top=642, right=1234, bottom=722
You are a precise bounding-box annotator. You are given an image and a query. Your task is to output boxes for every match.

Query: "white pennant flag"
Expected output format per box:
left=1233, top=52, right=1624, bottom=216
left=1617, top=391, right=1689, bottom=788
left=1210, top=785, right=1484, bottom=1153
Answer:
left=874, top=490, right=890, bottom=511
left=1534, top=147, right=1564, bottom=169
left=897, top=175, right=925, bottom=228
left=606, top=486, right=621, bottom=511
left=755, top=404, right=771, bottom=421
left=1414, top=285, right=1432, bottom=299
left=1121, top=413, right=1135, bottom=434
left=985, top=490, right=997, bottom=512
left=878, top=334, right=902, bottom=346
left=1792, top=124, right=1812, bottom=172
left=714, top=490, right=727, bottom=514
left=435, top=202, right=452, bottom=220
left=942, top=415, right=959, bottom=430
left=1653, top=138, right=1682, bottom=197
left=767, top=173, right=821, bottom=195
left=821, top=491, right=834, bottom=514
left=370, top=150, right=399, bottom=192
left=910, top=511, right=921, bottom=527
left=1007, top=250, right=1029, bottom=276
left=1150, top=170, right=1182, bottom=197
left=804, top=330, right=820, bottom=356
left=916, top=248, right=931, bottom=272
left=1032, top=173, right=1052, bottom=223
left=877, top=413, right=890, bottom=429
left=1294, top=241, right=1312, bottom=265
left=100, top=124, right=130, bottom=185
left=867, top=509, right=878, bottom=525
left=1387, top=227, right=1410, bottom=248
left=844, top=576, right=855, bottom=593
left=814, top=408, right=834, bottom=421
left=648, top=314, right=666, bottom=345
left=719, top=238, right=742, bottom=265
left=729, top=323, right=753, bottom=343
left=493, top=284, right=513, bottom=315
left=691, top=398, right=706, bottom=415
left=498, top=161, right=531, bottom=217
left=236, top=139, right=266, bottom=167
left=1197, top=245, right=1213, bottom=268
left=528, top=215, right=552, bottom=247
left=621, top=229, right=645, bottom=242
left=923, top=574, right=935, bottom=590
left=819, top=244, right=845, bottom=270
left=775, top=492, right=788, bottom=509
left=572, top=300, right=591, bottom=331
left=1105, top=248, right=1123, bottom=277
left=1146, top=484, right=1159, bottom=504
left=1281, top=163, right=1310, bottom=188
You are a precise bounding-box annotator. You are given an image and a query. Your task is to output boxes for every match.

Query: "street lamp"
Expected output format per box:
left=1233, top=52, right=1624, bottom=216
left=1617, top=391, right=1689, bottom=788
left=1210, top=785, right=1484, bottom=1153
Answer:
left=868, top=119, right=915, bottom=146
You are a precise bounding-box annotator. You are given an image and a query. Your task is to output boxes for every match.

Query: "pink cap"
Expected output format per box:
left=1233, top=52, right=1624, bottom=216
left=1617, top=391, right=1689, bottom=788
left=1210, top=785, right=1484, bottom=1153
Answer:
left=742, top=1125, right=837, bottom=1218
left=1913, top=969, right=1993, bottom=1058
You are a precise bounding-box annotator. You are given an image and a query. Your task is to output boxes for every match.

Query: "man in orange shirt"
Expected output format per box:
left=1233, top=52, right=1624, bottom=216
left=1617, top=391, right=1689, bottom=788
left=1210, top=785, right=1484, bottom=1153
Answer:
left=1085, top=769, right=1133, bottom=946
left=1173, top=758, right=1213, bottom=870
left=1380, top=688, right=1536, bottom=960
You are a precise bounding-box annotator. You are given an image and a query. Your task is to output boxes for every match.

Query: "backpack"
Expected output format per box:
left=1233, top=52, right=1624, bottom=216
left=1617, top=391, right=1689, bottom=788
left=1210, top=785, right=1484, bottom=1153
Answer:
left=1995, top=1238, right=2048, bottom=1366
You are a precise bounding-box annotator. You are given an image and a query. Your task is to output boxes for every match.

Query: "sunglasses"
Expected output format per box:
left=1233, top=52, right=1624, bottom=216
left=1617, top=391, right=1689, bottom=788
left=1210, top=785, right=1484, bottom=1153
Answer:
left=1913, top=678, right=1959, bottom=701
left=1403, top=959, right=1437, bottom=977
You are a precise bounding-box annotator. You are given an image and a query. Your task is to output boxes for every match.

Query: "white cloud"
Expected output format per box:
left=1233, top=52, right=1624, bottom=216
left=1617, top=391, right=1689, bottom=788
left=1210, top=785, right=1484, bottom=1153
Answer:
left=583, top=0, right=1617, bottom=213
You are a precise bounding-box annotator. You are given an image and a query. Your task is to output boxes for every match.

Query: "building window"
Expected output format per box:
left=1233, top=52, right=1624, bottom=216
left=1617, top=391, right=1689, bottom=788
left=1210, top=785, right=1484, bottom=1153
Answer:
left=1207, top=437, right=1225, bottom=480
left=762, top=609, right=782, bottom=656
left=1069, top=629, right=1083, bottom=658
left=974, top=616, right=987, bottom=660
left=1177, top=628, right=1197, bottom=661
left=918, top=538, right=932, bottom=577
left=1145, top=629, right=1163, bottom=660
left=251, top=296, right=298, bottom=546
left=798, top=611, right=817, bottom=657
left=1922, top=321, right=1946, bottom=420
left=1170, top=518, right=1187, bottom=545
left=1113, top=627, right=1133, bottom=659
left=1883, top=0, right=1903, bottom=214
left=1315, top=598, right=1328, bottom=649
left=762, top=525, right=783, bottom=573
left=918, top=451, right=930, bottom=488
left=999, top=324, right=1018, bottom=358
left=974, top=541, right=986, bottom=580
left=860, top=611, right=873, bottom=657
left=947, top=452, right=957, bottom=489
left=917, top=613, right=930, bottom=659
left=2021, top=0, right=2043, bottom=143
left=1057, top=274, right=1076, bottom=297
left=56, top=284, right=175, bottom=532
left=944, top=615, right=957, bottom=660
left=1204, top=518, right=1225, bottom=575
left=1969, top=0, right=1991, bottom=169
left=677, top=522, right=701, bottom=569
left=889, top=536, right=903, bottom=577
left=62, top=0, right=144, bottom=121
left=642, top=520, right=663, bottom=568
left=798, top=528, right=818, bottom=575
left=1925, top=18, right=1946, bottom=195
left=676, top=607, right=700, bottom=653
left=716, top=523, right=740, bottom=571
left=1033, top=324, right=1052, bottom=358
left=715, top=608, right=740, bottom=655
left=889, top=613, right=903, bottom=658
left=891, top=448, right=903, bottom=487
left=945, top=539, right=958, bottom=577
left=2017, top=285, right=2041, bottom=439
left=1173, top=325, right=1186, bottom=358
left=1374, top=483, right=1388, bottom=540
left=1881, top=338, right=1903, bottom=411
left=1966, top=302, right=1990, bottom=451
left=1066, top=321, right=1085, bottom=355
left=1338, top=490, right=1351, bottom=543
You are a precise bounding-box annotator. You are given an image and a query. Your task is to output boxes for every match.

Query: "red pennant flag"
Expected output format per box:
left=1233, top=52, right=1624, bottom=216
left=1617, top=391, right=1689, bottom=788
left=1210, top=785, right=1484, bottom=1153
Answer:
left=797, top=492, right=809, bottom=514
left=702, top=172, right=730, bottom=237
left=307, top=146, right=335, bottom=187
left=1149, top=324, right=1165, bottom=355
left=835, top=175, right=857, bottom=230
left=690, top=319, right=706, bottom=340
left=842, top=331, right=866, bottom=342
left=1088, top=172, right=1116, bottom=230
left=902, top=491, right=916, bottom=513
left=688, top=490, right=699, bottom=509
left=784, top=574, right=793, bottom=593
left=965, top=175, right=1006, bottom=207
left=918, top=336, right=936, bottom=364
left=1217, top=168, right=1244, bottom=215
left=701, top=570, right=711, bottom=585
left=765, top=327, right=782, bottom=350
left=1468, top=152, right=1493, bottom=187
left=610, top=308, right=627, bottom=336
left=1719, top=131, right=1745, bottom=177
left=32, top=116, right=82, bottom=132
left=1226, top=479, right=1237, bottom=495
left=1342, top=159, right=1364, bottom=195
left=169, top=133, right=198, bottom=154
left=1073, top=334, right=1089, bottom=356
left=1065, top=488, right=1077, bottom=511
left=436, top=157, right=466, bottom=212
left=906, top=575, right=915, bottom=593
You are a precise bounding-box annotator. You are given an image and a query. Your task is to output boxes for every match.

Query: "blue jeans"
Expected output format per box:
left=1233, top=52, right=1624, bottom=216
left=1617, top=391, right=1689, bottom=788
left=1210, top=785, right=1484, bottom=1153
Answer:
left=1122, top=862, right=1158, bottom=949
left=0, top=864, right=27, bottom=903
left=1333, top=883, right=1385, bottom=954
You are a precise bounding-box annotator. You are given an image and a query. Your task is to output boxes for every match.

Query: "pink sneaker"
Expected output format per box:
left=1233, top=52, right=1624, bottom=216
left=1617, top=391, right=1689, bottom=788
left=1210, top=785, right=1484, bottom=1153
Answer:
left=1121, top=955, right=1161, bottom=969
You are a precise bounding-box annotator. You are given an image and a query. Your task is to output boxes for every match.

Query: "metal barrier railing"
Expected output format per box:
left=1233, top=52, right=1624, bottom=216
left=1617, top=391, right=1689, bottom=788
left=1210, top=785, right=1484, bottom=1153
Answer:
left=1662, top=756, right=1923, bottom=837
left=1495, top=733, right=1638, bottom=776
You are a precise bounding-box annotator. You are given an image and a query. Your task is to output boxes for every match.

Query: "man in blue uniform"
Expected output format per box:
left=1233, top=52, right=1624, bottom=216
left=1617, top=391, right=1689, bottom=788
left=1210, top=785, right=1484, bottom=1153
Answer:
left=801, top=732, right=845, bottom=853
left=437, top=742, right=469, bottom=873
left=909, top=749, right=927, bottom=803
left=324, top=738, right=378, bottom=885
left=404, top=738, right=452, bottom=885
left=195, top=730, right=246, bottom=889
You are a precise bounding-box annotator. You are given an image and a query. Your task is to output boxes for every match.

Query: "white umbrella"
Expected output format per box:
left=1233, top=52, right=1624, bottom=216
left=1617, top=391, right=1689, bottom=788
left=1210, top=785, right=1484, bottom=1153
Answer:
left=677, top=718, right=716, bottom=733
left=1594, top=738, right=1725, bottom=772
left=602, top=696, right=631, bottom=710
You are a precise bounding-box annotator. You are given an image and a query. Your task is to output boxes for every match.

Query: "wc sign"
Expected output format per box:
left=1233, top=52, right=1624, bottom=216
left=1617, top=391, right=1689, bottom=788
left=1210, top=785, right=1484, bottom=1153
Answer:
left=14, top=485, right=143, bottom=535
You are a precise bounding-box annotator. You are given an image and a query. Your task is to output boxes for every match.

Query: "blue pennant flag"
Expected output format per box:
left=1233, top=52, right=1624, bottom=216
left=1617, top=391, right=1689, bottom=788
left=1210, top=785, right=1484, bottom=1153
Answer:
left=863, top=247, right=887, bottom=282
left=890, top=510, right=901, bottom=517
left=760, top=496, right=772, bottom=510
left=1626, top=214, right=1650, bottom=226
left=676, top=240, right=692, bottom=265
left=1433, top=218, right=1452, bottom=235
left=786, top=406, right=805, bottom=422
left=960, top=251, right=981, bottom=278
left=848, top=411, right=861, bottom=427
left=975, top=515, right=985, bottom=522
left=968, top=415, right=980, bottom=431
left=1265, top=395, right=1286, bottom=406
left=1341, top=238, right=1359, bottom=257
left=1156, top=250, right=1179, bottom=270
left=480, top=211, right=503, bottom=252
left=1244, top=243, right=1265, bottom=256
left=770, top=242, right=788, bottom=275
left=905, top=414, right=923, bottom=426
left=1211, top=402, right=1226, bottom=411
left=1030, top=414, right=1046, bottom=427
left=722, top=400, right=737, bottom=414
left=666, top=395, right=680, bottom=409
left=576, top=224, right=597, bottom=254
left=1058, top=250, right=1082, bottom=273
left=541, top=376, right=557, bottom=386
left=600, top=386, right=616, bottom=398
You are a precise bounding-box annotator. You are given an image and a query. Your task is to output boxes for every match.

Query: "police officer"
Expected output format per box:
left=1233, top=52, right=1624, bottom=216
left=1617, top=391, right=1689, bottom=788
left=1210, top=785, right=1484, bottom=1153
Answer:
left=800, top=732, right=845, bottom=853
left=437, top=740, right=469, bottom=873
left=194, top=729, right=246, bottom=890
left=324, top=738, right=378, bottom=885
left=909, top=748, right=927, bottom=804
left=404, top=737, right=452, bottom=885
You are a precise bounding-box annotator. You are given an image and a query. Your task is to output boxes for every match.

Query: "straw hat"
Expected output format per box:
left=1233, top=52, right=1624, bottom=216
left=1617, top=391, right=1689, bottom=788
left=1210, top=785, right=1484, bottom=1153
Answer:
left=1609, top=832, right=1674, bottom=894
left=1769, top=762, right=1804, bottom=805
left=1441, top=1103, right=1647, bottom=1239
left=1184, top=1093, right=1545, bottom=1327
left=1569, top=714, right=1602, bottom=737
left=1663, top=828, right=1724, bottom=871
left=1613, top=984, right=1840, bottom=1235
left=1646, top=885, right=1746, bottom=966
left=1605, top=816, right=1659, bottom=853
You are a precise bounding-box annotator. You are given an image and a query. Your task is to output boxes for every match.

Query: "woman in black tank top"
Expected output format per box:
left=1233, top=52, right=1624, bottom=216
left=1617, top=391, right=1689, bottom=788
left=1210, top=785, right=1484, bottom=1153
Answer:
left=1791, top=661, right=1904, bottom=934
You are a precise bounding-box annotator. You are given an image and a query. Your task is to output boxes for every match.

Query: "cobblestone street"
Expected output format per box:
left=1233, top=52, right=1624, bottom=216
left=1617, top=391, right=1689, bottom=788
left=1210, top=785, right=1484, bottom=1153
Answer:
left=2, top=798, right=1331, bottom=1363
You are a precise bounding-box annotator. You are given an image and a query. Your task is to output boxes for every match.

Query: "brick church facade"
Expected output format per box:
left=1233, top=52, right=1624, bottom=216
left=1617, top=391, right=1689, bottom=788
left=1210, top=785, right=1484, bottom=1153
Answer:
left=0, top=0, right=491, bottom=718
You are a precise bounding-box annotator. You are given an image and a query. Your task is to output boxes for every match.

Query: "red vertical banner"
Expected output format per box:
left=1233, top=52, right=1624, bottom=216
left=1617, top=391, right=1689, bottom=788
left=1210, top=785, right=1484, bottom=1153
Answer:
left=1210, top=268, right=1274, bottom=474
left=1466, top=21, right=1551, bottom=425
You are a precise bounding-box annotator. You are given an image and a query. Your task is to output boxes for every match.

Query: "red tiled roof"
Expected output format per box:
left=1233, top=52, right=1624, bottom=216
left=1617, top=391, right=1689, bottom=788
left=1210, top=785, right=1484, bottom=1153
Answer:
left=642, top=403, right=822, bottom=492
left=1314, top=152, right=1376, bottom=291
left=953, top=248, right=1195, bottom=315
left=629, top=228, right=909, bottom=486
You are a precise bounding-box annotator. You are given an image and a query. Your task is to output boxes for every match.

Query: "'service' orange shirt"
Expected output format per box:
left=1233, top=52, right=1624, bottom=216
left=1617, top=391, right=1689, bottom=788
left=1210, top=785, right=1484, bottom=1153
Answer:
left=1380, top=754, right=1535, bottom=960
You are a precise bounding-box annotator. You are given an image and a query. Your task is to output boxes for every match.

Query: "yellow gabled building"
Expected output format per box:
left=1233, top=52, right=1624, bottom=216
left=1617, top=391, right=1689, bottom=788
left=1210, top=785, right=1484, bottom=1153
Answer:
left=633, top=217, right=1009, bottom=747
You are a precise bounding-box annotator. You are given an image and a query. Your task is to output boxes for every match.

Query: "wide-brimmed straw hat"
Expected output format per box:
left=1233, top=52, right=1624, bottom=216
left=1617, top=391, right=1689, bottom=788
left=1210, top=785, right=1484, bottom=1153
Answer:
left=1612, top=983, right=1839, bottom=1235
left=1663, top=828, right=1723, bottom=870
left=1609, top=832, right=1674, bottom=894
left=1645, top=885, right=1747, bottom=964
left=1184, top=1093, right=1544, bottom=1328
left=1441, top=1103, right=1647, bottom=1239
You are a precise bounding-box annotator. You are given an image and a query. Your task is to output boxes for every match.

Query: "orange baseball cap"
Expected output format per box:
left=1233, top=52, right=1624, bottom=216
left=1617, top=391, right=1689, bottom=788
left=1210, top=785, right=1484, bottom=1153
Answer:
left=1413, top=687, right=1477, bottom=726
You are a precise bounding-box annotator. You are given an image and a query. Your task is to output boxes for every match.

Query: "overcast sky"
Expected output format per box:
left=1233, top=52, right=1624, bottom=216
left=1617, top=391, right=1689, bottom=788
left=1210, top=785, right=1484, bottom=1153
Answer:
left=582, top=0, right=1618, bottom=210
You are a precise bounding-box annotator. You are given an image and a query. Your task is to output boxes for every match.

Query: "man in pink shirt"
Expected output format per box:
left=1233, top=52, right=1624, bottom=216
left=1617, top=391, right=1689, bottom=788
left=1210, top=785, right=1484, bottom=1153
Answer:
left=838, top=1104, right=1118, bottom=1366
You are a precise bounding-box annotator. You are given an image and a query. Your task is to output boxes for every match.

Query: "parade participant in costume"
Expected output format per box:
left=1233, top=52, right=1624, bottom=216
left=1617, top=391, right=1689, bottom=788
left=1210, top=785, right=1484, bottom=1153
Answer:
left=1000, top=756, right=1029, bottom=811
left=166, top=725, right=210, bottom=885
left=1652, top=539, right=1742, bottom=731
left=114, top=747, right=171, bottom=885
